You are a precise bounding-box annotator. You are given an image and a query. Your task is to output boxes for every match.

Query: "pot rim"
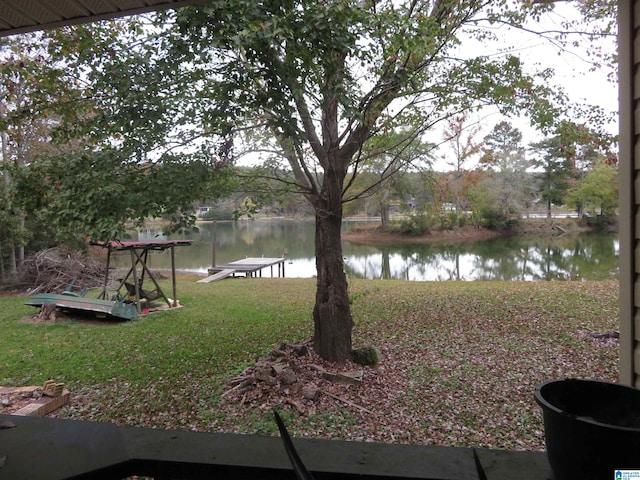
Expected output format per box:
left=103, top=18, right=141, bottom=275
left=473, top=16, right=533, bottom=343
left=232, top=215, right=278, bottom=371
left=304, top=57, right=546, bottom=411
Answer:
left=534, top=378, right=640, bottom=432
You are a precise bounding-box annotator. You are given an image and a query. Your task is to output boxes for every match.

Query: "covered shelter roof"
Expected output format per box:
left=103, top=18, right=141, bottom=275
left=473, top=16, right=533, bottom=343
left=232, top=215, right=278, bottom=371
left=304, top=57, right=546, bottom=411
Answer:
left=90, top=239, right=194, bottom=251
left=91, top=239, right=193, bottom=314
left=0, top=0, right=207, bottom=37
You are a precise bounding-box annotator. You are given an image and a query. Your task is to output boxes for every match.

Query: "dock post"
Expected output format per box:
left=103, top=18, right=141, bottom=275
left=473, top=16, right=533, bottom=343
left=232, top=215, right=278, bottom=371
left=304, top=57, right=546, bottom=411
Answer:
left=211, top=220, right=217, bottom=268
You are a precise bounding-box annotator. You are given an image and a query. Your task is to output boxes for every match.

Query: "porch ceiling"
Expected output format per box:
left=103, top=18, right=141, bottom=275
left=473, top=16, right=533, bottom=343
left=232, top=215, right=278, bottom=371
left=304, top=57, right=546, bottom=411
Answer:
left=0, top=0, right=208, bottom=37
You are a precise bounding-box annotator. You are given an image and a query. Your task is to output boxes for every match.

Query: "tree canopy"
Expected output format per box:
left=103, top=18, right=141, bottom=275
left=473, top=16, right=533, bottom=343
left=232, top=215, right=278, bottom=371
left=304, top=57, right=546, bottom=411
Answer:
left=36, top=0, right=618, bottom=361
left=0, top=32, right=237, bottom=267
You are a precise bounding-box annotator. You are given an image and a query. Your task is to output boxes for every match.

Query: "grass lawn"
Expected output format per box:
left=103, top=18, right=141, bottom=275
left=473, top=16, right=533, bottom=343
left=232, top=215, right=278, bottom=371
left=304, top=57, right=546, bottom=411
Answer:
left=0, top=277, right=619, bottom=451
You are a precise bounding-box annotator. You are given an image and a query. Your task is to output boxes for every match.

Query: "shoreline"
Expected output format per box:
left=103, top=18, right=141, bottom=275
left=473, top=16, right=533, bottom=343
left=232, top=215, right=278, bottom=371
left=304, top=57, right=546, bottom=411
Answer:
left=342, top=218, right=612, bottom=245
left=342, top=224, right=505, bottom=245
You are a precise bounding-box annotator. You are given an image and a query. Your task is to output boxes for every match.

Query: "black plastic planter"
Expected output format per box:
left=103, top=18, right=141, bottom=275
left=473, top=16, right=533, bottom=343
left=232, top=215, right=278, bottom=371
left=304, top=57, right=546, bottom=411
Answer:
left=534, top=379, right=640, bottom=480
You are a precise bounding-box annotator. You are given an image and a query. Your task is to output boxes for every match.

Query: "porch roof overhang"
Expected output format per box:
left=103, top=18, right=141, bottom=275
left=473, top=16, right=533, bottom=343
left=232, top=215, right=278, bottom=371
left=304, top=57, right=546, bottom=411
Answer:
left=0, top=0, right=209, bottom=37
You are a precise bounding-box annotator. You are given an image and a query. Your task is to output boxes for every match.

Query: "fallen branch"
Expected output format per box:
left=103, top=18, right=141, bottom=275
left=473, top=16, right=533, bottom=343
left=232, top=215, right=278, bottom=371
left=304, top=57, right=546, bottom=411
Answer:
left=221, top=378, right=255, bottom=399
left=285, top=398, right=307, bottom=416
left=319, top=389, right=374, bottom=415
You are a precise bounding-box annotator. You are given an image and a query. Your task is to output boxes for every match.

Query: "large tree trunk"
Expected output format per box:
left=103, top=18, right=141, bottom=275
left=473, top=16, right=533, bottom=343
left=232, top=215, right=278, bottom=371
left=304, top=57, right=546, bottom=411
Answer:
left=313, top=166, right=353, bottom=363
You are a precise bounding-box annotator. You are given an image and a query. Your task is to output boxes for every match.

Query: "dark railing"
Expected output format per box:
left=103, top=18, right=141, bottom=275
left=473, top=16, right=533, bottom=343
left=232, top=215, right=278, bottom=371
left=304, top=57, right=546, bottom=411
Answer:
left=0, top=413, right=551, bottom=480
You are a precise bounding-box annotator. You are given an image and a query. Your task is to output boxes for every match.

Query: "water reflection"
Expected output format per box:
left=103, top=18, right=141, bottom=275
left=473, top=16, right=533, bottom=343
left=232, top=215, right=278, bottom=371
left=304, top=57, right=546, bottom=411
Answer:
left=113, top=220, right=618, bottom=281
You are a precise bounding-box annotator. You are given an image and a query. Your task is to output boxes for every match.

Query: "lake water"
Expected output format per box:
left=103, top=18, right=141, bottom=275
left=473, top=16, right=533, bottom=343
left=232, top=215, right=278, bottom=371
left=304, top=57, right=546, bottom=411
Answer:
left=113, top=220, right=619, bottom=281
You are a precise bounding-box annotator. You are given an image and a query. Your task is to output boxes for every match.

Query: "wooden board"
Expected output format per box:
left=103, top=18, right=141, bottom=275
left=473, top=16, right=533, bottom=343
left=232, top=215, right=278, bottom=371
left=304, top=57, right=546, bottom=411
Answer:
left=197, top=269, right=236, bottom=283
left=13, top=390, right=70, bottom=417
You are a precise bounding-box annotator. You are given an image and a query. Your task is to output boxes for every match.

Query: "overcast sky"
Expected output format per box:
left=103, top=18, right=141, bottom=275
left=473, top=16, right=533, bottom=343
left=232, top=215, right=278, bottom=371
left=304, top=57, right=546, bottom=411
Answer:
left=431, top=2, right=618, bottom=171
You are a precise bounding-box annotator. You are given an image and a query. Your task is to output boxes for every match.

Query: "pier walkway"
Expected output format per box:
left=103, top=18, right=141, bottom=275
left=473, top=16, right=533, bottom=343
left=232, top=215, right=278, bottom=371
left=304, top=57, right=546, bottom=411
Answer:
left=198, top=257, right=286, bottom=283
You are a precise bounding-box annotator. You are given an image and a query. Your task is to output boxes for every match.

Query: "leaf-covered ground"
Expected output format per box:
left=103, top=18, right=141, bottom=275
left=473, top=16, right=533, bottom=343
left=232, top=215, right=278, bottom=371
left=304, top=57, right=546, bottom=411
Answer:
left=3, top=279, right=619, bottom=452
left=209, top=280, right=619, bottom=451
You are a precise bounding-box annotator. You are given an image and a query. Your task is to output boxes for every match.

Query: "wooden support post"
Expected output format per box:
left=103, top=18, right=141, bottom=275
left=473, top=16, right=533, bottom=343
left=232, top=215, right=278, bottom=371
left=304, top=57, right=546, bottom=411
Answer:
left=171, top=246, right=177, bottom=307
left=130, top=249, right=141, bottom=314
left=100, top=247, right=112, bottom=299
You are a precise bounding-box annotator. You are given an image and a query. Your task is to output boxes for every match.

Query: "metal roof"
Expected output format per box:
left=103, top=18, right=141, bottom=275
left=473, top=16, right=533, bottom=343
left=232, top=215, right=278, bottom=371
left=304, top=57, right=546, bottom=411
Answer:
left=0, top=0, right=208, bottom=37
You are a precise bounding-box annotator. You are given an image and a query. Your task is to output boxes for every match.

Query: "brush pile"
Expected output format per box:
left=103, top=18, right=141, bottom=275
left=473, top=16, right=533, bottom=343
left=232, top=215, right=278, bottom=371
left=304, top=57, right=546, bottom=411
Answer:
left=19, top=247, right=107, bottom=294
left=221, top=340, right=370, bottom=417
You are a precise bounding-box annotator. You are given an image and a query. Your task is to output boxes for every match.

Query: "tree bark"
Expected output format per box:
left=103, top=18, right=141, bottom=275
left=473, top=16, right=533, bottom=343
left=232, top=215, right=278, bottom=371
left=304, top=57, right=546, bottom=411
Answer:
left=380, top=204, right=389, bottom=231
left=546, top=197, right=551, bottom=219
left=313, top=164, right=353, bottom=363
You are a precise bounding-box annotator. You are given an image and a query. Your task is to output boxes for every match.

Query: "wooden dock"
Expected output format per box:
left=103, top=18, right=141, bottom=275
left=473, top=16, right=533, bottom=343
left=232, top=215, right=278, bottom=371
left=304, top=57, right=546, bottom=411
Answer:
left=197, top=257, right=286, bottom=283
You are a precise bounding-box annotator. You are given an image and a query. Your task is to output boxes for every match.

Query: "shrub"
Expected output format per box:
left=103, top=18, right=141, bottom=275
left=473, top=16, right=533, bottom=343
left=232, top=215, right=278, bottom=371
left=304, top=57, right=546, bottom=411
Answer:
left=201, top=206, right=235, bottom=221
left=582, top=213, right=617, bottom=230
left=438, top=211, right=468, bottom=230
left=395, top=210, right=434, bottom=235
left=352, top=345, right=381, bottom=367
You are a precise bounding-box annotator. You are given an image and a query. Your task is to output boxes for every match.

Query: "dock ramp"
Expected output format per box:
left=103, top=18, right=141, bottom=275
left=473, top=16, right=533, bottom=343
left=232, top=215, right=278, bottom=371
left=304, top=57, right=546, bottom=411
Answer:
left=197, top=269, right=236, bottom=283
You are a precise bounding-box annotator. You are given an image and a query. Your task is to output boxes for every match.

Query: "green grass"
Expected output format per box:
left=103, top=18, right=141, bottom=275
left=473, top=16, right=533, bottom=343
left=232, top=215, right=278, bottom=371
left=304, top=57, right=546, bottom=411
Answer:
left=0, top=277, right=620, bottom=449
left=1, top=278, right=315, bottom=425
left=2, top=279, right=313, bottom=384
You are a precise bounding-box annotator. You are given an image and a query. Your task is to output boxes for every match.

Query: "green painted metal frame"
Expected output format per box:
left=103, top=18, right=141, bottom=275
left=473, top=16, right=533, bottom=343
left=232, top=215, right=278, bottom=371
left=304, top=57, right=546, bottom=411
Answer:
left=24, top=293, right=137, bottom=320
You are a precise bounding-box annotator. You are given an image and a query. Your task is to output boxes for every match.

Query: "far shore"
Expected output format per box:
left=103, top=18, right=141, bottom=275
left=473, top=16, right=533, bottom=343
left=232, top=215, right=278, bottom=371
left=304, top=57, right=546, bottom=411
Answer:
left=172, top=214, right=617, bottom=246
left=342, top=217, right=615, bottom=245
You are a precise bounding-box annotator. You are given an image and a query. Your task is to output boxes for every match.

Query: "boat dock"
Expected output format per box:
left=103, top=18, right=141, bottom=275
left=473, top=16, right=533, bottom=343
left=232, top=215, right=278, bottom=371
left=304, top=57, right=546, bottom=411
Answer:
left=197, top=257, right=286, bottom=283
